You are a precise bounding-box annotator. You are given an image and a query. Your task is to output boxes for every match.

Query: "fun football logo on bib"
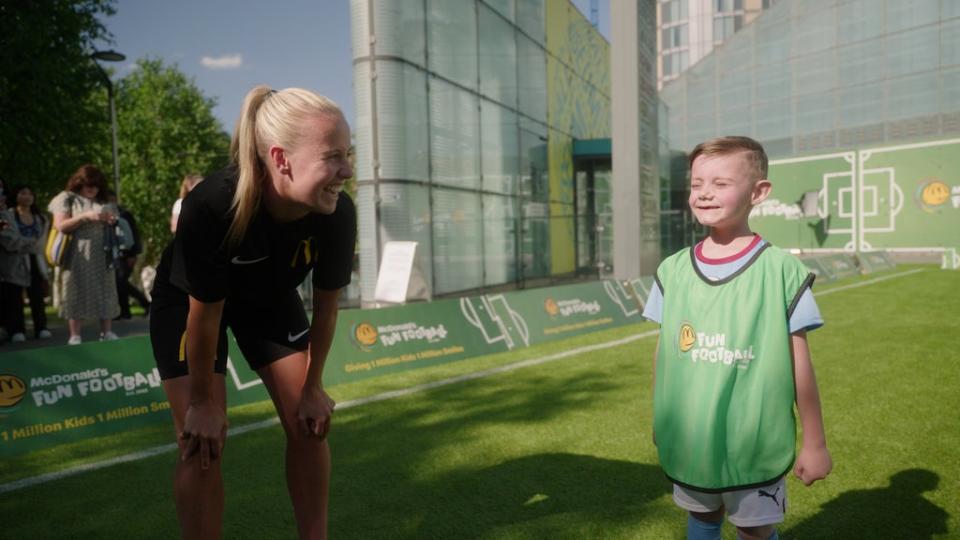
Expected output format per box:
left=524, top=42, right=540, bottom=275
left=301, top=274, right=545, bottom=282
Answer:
left=678, top=323, right=696, bottom=352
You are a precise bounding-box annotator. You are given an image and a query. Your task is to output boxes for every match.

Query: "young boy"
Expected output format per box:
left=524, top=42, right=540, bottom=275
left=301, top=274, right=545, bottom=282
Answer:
left=642, top=136, right=832, bottom=540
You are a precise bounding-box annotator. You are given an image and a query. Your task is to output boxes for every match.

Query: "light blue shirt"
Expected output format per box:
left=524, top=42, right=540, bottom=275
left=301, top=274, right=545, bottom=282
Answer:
left=642, top=239, right=823, bottom=334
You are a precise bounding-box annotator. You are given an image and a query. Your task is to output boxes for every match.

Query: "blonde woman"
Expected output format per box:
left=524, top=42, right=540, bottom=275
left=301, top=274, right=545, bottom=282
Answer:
left=149, top=86, right=356, bottom=539
left=170, top=173, right=203, bottom=233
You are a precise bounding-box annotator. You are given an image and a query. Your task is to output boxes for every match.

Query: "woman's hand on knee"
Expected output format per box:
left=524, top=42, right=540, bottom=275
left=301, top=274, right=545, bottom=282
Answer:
left=297, top=386, right=336, bottom=439
left=180, top=402, right=229, bottom=469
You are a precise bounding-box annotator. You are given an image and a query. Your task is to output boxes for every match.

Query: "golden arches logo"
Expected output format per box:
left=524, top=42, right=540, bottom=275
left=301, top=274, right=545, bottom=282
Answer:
left=915, top=179, right=950, bottom=212
left=0, top=374, right=27, bottom=408
left=353, top=323, right=378, bottom=347
left=544, top=298, right=560, bottom=316
left=679, top=323, right=696, bottom=353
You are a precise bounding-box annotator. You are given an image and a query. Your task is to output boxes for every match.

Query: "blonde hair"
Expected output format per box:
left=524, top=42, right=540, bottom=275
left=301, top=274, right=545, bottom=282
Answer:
left=179, top=174, right=203, bottom=200
left=688, top=136, right=768, bottom=181
left=227, top=85, right=343, bottom=247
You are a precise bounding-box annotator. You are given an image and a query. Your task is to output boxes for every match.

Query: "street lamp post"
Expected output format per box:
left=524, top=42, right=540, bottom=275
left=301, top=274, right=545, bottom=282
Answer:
left=91, top=50, right=126, bottom=201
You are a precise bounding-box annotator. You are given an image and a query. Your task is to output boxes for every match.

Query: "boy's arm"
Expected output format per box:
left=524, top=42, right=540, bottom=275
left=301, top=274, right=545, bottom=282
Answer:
left=792, top=330, right=832, bottom=485
left=651, top=336, right=659, bottom=447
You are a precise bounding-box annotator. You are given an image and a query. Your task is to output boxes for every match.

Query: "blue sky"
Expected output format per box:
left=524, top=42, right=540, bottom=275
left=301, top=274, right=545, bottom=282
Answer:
left=97, top=1, right=610, bottom=133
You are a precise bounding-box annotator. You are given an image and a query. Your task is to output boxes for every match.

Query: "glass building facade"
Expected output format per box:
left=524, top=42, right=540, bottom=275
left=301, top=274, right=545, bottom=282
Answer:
left=351, top=0, right=634, bottom=304
left=660, top=0, right=960, bottom=158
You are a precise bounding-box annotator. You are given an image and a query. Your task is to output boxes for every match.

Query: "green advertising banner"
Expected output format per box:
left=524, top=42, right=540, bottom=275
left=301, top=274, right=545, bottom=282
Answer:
left=1, top=280, right=648, bottom=456
left=0, top=336, right=270, bottom=456
left=750, top=139, right=960, bottom=257
left=858, top=139, right=960, bottom=251
left=752, top=152, right=857, bottom=251
left=325, top=280, right=647, bottom=385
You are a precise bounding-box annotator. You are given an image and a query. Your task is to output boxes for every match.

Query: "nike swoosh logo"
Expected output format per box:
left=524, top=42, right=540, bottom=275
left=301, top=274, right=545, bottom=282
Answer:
left=288, top=328, right=310, bottom=342
left=231, top=255, right=269, bottom=265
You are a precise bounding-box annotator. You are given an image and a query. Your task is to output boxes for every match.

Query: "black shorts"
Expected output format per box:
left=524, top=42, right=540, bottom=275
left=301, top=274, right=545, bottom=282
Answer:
left=150, top=286, right=311, bottom=380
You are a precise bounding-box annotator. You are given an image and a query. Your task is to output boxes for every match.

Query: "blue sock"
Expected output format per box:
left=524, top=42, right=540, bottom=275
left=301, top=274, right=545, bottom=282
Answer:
left=687, top=515, right=722, bottom=540
left=768, top=531, right=779, bottom=540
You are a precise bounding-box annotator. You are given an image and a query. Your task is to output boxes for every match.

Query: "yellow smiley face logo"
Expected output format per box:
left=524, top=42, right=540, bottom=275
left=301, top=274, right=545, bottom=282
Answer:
left=679, top=323, right=696, bottom=353
left=544, top=298, right=559, bottom=316
left=0, top=374, right=27, bottom=408
left=354, top=323, right=378, bottom=347
left=921, top=181, right=950, bottom=206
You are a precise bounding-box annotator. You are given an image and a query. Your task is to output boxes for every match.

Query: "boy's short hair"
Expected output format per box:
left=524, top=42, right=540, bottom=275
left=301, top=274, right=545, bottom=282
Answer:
left=688, top=136, right=768, bottom=181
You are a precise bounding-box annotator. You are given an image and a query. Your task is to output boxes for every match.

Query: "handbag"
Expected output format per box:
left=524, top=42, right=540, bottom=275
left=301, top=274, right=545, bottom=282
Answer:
left=45, top=227, right=73, bottom=268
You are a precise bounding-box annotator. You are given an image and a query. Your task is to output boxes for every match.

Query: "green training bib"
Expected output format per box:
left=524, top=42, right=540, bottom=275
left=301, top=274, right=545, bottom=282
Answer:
left=654, top=244, right=813, bottom=491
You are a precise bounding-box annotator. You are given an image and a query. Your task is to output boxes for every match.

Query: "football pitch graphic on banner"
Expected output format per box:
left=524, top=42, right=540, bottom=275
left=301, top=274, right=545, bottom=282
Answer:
left=752, top=138, right=960, bottom=256
left=0, top=280, right=648, bottom=456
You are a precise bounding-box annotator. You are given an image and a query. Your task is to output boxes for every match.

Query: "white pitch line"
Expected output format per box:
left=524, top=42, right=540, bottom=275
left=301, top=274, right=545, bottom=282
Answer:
left=0, top=267, right=927, bottom=494
left=0, top=329, right=660, bottom=494
left=813, top=268, right=924, bottom=297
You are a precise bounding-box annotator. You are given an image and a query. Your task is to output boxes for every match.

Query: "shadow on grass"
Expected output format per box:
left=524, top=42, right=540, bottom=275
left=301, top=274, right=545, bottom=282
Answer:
left=783, top=469, right=948, bottom=539
left=322, top=366, right=665, bottom=538
left=2, top=351, right=658, bottom=538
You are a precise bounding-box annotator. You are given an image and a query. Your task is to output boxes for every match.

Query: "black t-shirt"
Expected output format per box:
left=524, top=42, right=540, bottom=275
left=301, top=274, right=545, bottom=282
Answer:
left=154, top=167, right=356, bottom=303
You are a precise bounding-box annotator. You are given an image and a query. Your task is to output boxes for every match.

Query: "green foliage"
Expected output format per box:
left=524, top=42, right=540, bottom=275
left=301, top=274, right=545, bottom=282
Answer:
left=0, top=0, right=116, bottom=202
left=114, top=58, right=230, bottom=264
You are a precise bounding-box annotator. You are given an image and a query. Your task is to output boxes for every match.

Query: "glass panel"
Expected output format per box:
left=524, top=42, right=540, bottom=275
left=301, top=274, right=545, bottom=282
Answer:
left=350, top=0, right=369, bottom=59
left=482, top=193, right=518, bottom=285
left=352, top=63, right=374, bottom=182
left=575, top=169, right=593, bottom=270
left=836, top=41, right=884, bottom=87
left=884, top=27, right=939, bottom=78
left=356, top=184, right=378, bottom=301
left=837, top=0, right=882, bottom=45
left=429, top=79, right=481, bottom=189
left=754, top=100, right=791, bottom=140
left=792, top=52, right=835, bottom=96
left=885, top=0, right=940, bottom=34
left=518, top=121, right=549, bottom=278
left=432, top=188, right=482, bottom=293
left=885, top=72, right=939, bottom=121
left=837, top=85, right=883, bottom=127
left=518, top=34, right=547, bottom=123
left=373, top=0, right=425, bottom=64
left=593, top=168, right=613, bottom=273
left=516, top=0, right=544, bottom=44
left=376, top=61, right=429, bottom=181
left=479, top=4, right=518, bottom=107
left=794, top=93, right=836, bottom=134
left=483, top=0, right=514, bottom=22
left=428, top=0, right=478, bottom=89
left=480, top=101, right=519, bottom=194
left=943, top=19, right=960, bottom=68
left=378, top=182, right=433, bottom=292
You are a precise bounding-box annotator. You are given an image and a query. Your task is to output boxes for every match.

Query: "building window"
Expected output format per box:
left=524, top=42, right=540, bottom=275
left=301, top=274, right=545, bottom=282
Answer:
left=715, top=0, right=744, bottom=13
left=661, top=0, right=687, bottom=25
left=713, top=14, right=743, bottom=42
left=661, top=24, right=688, bottom=50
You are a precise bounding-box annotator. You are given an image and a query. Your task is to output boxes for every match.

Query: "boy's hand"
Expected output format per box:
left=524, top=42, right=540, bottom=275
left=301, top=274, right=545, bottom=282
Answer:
left=794, top=444, right=832, bottom=485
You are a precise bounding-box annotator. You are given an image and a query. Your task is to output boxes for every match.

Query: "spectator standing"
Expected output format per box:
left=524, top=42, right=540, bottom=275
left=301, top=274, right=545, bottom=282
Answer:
left=170, top=174, right=203, bottom=233
left=0, top=186, right=52, bottom=341
left=48, top=165, right=121, bottom=345
left=112, top=199, right=150, bottom=319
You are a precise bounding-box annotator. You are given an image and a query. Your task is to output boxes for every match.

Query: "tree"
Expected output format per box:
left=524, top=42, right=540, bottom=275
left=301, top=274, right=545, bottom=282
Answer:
left=114, top=58, right=230, bottom=264
left=0, top=0, right=116, bottom=201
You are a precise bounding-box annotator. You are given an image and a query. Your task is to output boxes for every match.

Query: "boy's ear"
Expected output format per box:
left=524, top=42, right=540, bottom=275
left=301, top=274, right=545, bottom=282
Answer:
left=751, top=179, right=772, bottom=205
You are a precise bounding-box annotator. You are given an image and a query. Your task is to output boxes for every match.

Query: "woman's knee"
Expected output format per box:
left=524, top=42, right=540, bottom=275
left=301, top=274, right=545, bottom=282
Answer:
left=736, top=524, right=775, bottom=540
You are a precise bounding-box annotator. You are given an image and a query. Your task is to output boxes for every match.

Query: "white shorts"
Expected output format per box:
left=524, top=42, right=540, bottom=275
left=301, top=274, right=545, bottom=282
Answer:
left=673, top=477, right=787, bottom=528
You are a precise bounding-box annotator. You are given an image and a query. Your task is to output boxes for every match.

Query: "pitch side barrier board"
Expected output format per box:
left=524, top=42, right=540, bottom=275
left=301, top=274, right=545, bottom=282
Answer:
left=0, top=279, right=650, bottom=456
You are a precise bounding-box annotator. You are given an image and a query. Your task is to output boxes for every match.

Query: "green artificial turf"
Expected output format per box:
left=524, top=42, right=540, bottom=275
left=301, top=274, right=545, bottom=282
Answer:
left=1, top=265, right=957, bottom=539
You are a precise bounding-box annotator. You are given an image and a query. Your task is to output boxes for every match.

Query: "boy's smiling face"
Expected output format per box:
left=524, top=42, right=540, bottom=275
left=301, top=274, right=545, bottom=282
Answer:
left=689, top=151, right=771, bottom=232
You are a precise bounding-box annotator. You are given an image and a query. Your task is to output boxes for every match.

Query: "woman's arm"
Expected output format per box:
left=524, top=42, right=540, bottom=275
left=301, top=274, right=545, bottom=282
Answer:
left=52, top=210, right=109, bottom=234
left=180, top=297, right=228, bottom=469
left=297, top=288, right=341, bottom=437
